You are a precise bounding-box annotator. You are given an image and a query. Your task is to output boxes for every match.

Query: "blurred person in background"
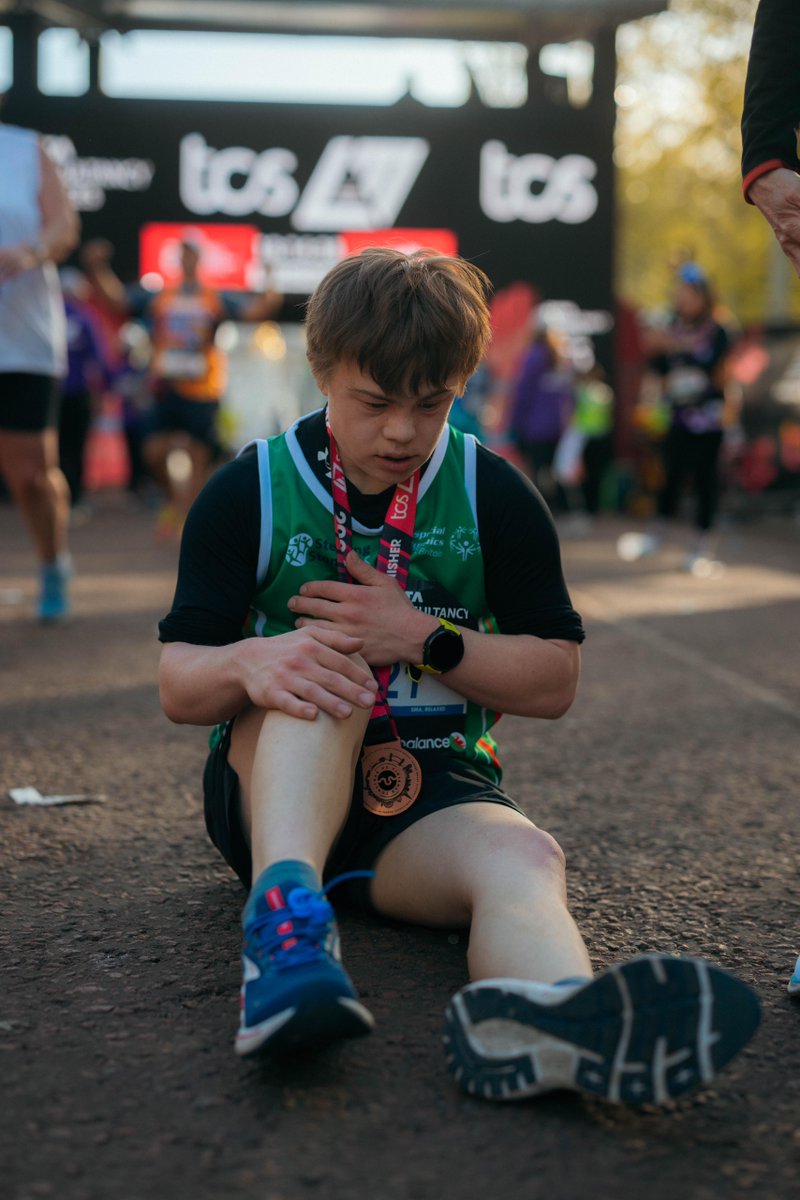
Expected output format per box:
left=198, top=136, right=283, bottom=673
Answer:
left=621, top=264, right=734, bottom=574
left=0, top=116, right=79, bottom=621
left=508, top=317, right=575, bottom=513
left=554, top=362, right=615, bottom=537
left=80, top=238, right=151, bottom=503
left=575, top=364, right=614, bottom=520
left=742, top=0, right=800, bottom=277
left=59, top=268, right=111, bottom=522
left=82, top=237, right=281, bottom=540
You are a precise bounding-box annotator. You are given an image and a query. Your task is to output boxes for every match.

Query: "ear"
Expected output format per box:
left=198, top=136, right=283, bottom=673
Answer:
left=307, top=356, right=330, bottom=397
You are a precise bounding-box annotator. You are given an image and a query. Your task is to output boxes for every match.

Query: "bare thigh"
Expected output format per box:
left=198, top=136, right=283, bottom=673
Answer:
left=370, top=803, right=565, bottom=928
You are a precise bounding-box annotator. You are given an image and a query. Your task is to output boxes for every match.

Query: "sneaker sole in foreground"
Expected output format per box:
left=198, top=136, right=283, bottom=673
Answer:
left=236, top=995, right=374, bottom=1058
left=443, top=954, right=760, bottom=1105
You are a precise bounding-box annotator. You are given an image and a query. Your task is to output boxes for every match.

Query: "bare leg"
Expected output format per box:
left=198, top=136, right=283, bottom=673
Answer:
left=228, top=698, right=371, bottom=881
left=142, top=432, right=173, bottom=501
left=370, top=803, right=592, bottom=984
left=0, top=428, right=70, bottom=562
left=229, top=688, right=375, bottom=1056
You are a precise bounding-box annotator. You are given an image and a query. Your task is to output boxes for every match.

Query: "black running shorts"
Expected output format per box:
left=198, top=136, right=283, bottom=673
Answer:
left=0, top=373, right=61, bottom=431
left=203, top=720, right=525, bottom=912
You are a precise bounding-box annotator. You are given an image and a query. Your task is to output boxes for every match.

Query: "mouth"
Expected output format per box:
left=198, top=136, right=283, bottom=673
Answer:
left=377, top=454, right=417, bottom=471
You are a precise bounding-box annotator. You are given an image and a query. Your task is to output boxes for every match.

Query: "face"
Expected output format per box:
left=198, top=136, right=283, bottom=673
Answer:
left=674, top=282, right=707, bottom=321
left=317, top=361, right=459, bottom=494
left=180, top=243, right=201, bottom=278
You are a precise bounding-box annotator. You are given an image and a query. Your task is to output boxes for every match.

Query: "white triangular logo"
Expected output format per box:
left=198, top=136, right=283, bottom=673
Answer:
left=292, top=136, right=429, bottom=231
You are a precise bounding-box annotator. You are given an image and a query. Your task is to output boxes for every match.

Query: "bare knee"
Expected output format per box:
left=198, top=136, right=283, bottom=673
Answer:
left=475, top=824, right=567, bottom=905
left=513, top=825, right=566, bottom=879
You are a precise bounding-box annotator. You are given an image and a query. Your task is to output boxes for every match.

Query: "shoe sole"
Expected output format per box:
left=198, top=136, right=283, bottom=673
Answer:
left=443, top=954, right=760, bottom=1105
left=236, top=996, right=374, bottom=1058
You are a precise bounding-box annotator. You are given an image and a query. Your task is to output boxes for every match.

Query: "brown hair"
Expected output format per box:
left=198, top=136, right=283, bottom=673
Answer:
left=305, top=247, right=492, bottom=396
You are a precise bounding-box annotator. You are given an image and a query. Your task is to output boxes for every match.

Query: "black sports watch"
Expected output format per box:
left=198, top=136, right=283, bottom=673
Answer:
left=407, top=618, right=464, bottom=683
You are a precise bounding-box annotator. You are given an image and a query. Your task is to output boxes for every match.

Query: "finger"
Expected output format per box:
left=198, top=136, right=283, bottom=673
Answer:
left=293, top=679, right=366, bottom=720
left=306, top=663, right=377, bottom=709
left=289, top=594, right=340, bottom=620
left=345, top=550, right=384, bottom=582
left=295, top=579, right=352, bottom=601
left=303, top=625, right=365, bottom=654
left=311, top=642, right=379, bottom=692
left=271, top=692, right=319, bottom=721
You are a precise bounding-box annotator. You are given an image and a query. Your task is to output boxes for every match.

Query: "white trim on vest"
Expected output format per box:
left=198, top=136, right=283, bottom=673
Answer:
left=254, top=442, right=273, bottom=628
left=463, top=434, right=478, bottom=526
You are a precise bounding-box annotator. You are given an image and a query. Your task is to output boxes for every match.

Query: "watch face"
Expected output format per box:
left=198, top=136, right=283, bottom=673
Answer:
left=426, top=625, right=464, bottom=672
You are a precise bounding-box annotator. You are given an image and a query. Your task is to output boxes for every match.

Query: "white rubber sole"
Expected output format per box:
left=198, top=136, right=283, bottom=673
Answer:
left=443, top=954, right=760, bottom=1105
left=236, top=996, right=374, bottom=1058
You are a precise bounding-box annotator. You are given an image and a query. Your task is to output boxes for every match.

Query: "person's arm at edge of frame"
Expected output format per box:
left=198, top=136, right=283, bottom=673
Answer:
left=741, top=0, right=800, bottom=274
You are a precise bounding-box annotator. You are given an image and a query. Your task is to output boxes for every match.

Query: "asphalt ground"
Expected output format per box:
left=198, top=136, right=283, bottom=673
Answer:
left=1, top=495, right=799, bottom=1200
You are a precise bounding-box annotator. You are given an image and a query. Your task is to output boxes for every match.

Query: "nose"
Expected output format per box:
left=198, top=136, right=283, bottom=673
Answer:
left=383, top=410, right=416, bottom=445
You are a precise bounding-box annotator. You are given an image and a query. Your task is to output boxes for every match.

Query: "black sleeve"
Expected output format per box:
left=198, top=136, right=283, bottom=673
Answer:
left=475, top=447, right=585, bottom=642
left=742, top=0, right=800, bottom=179
left=158, top=447, right=261, bottom=645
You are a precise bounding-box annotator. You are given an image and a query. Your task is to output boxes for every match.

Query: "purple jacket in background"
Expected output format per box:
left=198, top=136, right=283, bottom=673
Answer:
left=63, top=297, right=110, bottom=397
left=510, top=341, right=575, bottom=443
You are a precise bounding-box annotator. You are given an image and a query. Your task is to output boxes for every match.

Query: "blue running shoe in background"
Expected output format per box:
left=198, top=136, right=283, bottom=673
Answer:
left=443, top=954, right=760, bottom=1105
left=235, top=873, right=374, bottom=1058
left=37, top=555, right=72, bottom=622
left=788, top=955, right=800, bottom=996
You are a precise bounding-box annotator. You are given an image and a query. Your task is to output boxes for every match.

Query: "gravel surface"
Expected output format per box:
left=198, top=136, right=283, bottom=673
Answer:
left=2, top=498, right=799, bottom=1200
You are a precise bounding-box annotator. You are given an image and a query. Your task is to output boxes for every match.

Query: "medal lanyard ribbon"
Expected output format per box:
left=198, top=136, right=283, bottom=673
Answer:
left=327, top=422, right=419, bottom=730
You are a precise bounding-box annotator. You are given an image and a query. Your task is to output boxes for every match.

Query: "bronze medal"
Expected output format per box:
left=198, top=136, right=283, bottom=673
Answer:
left=361, top=741, right=422, bottom=816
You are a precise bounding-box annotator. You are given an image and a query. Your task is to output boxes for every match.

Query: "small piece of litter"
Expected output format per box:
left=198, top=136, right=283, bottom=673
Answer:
left=9, top=787, right=106, bottom=807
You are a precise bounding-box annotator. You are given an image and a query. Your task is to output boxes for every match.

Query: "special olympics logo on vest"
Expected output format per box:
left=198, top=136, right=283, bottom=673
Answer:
left=285, top=533, right=314, bottom=567
left=450, top=527, right=479, bottom=562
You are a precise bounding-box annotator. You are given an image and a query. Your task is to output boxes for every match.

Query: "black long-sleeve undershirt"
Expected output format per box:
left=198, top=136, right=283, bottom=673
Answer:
left=159, top=413, right=584, bottom=649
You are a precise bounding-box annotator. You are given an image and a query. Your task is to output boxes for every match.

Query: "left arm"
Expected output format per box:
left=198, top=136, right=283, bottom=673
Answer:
left=289, top=550, right=580, bottom=720
left=231, top=266, right=283, bottom=323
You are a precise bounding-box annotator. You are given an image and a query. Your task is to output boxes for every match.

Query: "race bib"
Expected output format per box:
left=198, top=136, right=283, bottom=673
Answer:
left=156, top=349, right=207, bottom=380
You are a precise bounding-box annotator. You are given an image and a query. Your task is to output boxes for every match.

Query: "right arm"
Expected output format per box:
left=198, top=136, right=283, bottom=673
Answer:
left=156, top=451, right=376, bottom=727
left=159, top=629, right=377, bottom=726
left=79, top=239, right=131, bottom=315
left=0, top=142, right=79, bottom=283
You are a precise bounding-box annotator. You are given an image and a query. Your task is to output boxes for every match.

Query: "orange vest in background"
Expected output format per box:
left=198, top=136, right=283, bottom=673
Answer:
left=149, top=285, right=227, bottom=401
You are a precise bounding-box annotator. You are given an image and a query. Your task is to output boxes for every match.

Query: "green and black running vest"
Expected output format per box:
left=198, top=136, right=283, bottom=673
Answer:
left=234, top=412, right=502, bottom=782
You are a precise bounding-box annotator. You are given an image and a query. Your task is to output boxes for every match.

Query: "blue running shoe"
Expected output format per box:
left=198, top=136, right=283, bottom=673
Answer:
left=235, top=878, right=374, bottom=1058
left=788, top=955, right=800, bottom=997
left=37, top=557, right=71, bottom=622
left=443, top=954, right=761, bottom=1105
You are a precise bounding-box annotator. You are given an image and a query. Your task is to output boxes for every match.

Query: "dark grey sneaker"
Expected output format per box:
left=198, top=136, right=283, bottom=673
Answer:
left=443, top=954, right=760, bottom=1105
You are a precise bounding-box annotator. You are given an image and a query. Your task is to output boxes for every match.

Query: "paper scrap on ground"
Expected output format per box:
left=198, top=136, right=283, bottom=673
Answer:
left=9, top=787, right=106, bottom=807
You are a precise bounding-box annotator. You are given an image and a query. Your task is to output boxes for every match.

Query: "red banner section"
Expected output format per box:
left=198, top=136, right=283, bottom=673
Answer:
left=140, top=223, right=458, bottom=292
left=139, top=223, right=261, bottom=290
left=339, top=229, right=458, bottom=257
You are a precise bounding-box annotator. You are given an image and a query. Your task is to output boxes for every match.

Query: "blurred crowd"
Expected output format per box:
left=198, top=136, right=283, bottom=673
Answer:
left=1, top=120, right=797, bottom=624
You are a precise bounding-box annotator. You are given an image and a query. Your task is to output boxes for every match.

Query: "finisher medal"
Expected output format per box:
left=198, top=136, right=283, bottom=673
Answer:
left=327, top=420, right=425, bottom=817
left=361, top=740, right=422, bottom=816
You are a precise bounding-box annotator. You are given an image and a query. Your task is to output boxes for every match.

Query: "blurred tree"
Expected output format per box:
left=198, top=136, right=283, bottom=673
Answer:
left=615, top=0, right=800, bottom=325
